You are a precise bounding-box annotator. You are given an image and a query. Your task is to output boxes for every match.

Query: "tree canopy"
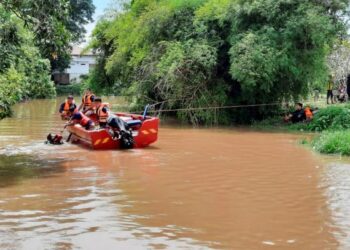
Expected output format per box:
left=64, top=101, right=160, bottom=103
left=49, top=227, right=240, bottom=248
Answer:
left=87, top=0, right=349, bottom=124
left=0, top=0, right=95, bottom=118
left=1, top=0, right=95, bottom=70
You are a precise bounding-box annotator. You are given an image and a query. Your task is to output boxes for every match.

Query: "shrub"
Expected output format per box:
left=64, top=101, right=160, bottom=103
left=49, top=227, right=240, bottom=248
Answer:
left=312, top=130, right=350, bottom=155
left=306, top=105, right=350, bottom=131
left=0, top=8, right=56, bottom=119
left=86, top=0, right=346, bottom=125
left=55, top=83, right=83, bottom=96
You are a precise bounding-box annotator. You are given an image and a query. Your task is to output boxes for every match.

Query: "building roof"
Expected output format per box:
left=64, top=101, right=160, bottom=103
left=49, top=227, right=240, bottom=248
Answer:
left=71, top=46, right=95, bottom=56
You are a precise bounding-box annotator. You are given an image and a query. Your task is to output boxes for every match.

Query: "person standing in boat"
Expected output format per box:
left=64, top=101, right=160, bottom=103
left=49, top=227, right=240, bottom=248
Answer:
left=78, top=89, right=95, bottom=112
left=59, top=95, right=77, bottom=120
left=65, top=107, right=95, bottom=130
left=93, top=97, right=110, bottom=128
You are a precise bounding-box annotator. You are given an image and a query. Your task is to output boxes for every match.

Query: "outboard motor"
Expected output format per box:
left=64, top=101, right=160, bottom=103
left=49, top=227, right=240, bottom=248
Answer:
left=119, top=130, right=134, bottom=149
left=46, top=133, right=64, bottom=145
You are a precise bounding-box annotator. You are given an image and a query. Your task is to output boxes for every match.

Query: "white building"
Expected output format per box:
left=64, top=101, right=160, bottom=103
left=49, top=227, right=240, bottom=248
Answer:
left=66, top=46, right=97, bottom=83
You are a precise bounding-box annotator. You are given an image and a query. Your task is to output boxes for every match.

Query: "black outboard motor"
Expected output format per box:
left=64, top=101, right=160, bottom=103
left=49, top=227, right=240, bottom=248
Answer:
left=119, top=130, right=134, bottom=149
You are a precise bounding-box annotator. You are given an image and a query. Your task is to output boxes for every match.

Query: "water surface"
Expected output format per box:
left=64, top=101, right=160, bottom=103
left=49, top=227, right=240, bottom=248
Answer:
left=0, top=98, right=349, bottom=249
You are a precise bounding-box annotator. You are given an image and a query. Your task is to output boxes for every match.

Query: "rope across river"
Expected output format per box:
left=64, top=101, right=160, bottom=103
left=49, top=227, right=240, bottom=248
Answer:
left=146, top=102, right=282, bottom=113
left=110, top=96, right=324, bottom=115
left=111, top=100, right=285, bottom=114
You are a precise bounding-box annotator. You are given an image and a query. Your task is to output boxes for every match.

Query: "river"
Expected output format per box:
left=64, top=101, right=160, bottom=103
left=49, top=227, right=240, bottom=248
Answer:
left=0, top=97, right=349, bottom=250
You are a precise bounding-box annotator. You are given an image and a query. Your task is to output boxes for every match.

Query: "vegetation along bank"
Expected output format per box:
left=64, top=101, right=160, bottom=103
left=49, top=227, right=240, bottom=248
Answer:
left=254, top=104, right=350, bottom=155
left=0, top=0, right=95, bottom=118
left=84, top=0, right=348, bottom=125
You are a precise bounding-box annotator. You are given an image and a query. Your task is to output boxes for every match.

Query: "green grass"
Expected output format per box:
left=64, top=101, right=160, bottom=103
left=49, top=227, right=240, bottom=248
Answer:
left=312, top=130, right=350, bottom=156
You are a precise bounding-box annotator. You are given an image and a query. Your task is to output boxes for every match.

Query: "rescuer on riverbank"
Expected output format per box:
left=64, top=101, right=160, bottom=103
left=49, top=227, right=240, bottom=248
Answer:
left=284, top=103, right=306, bottom=123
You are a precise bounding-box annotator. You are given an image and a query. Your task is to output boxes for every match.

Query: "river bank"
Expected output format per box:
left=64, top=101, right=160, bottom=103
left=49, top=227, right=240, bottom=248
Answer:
left=251, top=104, right=350, bottom=155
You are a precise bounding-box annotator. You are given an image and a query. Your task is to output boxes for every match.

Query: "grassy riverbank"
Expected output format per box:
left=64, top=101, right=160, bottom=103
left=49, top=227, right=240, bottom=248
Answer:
left=311, top=130, right=350, bottom=156
left=254, top=104, right=350, bottom=155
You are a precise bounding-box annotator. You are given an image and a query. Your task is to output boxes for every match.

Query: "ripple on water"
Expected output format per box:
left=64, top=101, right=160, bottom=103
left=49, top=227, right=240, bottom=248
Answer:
left=0, top=98, right=349, bottom=249
left=323, top=162, right=350, bottom=249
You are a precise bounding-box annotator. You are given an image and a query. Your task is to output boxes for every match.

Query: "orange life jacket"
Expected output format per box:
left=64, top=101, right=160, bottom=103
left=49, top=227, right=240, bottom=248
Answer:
left=61, top=100, right=76, bottom=120
left=96, top=103, right=109, bottom=123
left=63, top=100, right=75, bottom=112
left=82, top=94, right=94, bottom=109
left=305, top=107, right=313, bottom=119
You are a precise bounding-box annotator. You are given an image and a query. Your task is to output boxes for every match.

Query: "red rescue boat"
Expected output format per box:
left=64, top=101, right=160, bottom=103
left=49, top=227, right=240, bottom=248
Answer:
left=66, top=111, right=159, bottom=150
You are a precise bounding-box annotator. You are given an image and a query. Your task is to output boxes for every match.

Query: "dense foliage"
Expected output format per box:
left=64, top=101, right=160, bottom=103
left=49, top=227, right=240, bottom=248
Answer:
left=1, top=0, right=95, bottom=71
left=0, top=1, right=95, bottom=119
left=86, top=0, right=348, bottom=124
left=55, top=83, right=83, bottom=96
left=0, top=7, right=56, bottom=118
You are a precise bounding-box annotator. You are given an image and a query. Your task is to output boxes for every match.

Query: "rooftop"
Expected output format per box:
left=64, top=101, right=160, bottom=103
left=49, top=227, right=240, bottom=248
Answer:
left=71, top=46, right=95, bottom=56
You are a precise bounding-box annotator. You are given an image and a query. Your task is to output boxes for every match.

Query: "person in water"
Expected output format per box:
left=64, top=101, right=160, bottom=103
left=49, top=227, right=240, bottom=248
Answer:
left=46, top=133, right=63, bottom=145
left=284, top=103, right=307, bottom=123
left=78, top=89, right=95, bottom=112
left=66, top=107, right=95, bottom=130
left=59, top=95, right=77, bottom=120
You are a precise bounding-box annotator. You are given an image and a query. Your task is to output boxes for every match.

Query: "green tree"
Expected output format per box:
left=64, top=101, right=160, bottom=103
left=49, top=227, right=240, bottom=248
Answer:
left=1, top=0, right=95, bottom=71
left=86, top=0, right=348, bottom=124
left=0, top=6, right=55, bottom=118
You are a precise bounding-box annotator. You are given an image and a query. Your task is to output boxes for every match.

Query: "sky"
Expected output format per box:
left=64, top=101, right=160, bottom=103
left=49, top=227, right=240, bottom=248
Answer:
left=81, top=0, right=114, bottom=46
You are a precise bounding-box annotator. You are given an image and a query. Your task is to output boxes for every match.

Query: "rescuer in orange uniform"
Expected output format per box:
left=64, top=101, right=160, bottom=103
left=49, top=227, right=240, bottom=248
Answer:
left=59, top=95, right=77, bottom=120
left=66, top=107, right=95, bottom=130
left=78, top=89, right=95, bottom=112
left=304, top=106, right=313, bottom=121
left=93, top=97, right=110, bottom=128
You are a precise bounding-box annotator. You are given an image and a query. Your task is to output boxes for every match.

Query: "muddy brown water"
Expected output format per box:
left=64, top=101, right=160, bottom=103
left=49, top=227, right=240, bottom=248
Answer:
left=0, top=98, right=349, bottom=250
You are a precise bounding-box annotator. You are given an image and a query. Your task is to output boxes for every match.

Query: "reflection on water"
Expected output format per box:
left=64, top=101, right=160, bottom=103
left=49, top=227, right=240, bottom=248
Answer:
left=0, top=98, right=349, bottom=249
left=0, top=154, right=66, bottom=188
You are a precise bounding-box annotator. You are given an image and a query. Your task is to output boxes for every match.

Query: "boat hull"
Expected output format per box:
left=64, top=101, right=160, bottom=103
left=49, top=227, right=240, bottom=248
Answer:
left=67, top=113, right=159, bottom=150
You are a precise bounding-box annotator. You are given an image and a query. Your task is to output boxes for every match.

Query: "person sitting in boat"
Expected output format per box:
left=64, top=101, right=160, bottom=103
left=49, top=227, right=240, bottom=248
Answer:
left=78, top=89, right=95, bottom=113
left=66, top=107, right=95, bottom=130
left=284, top=103, right=306, bottom=123
left=93, top=97, right=110, bottom=128
left=59, top=95, right=77, bottom=120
